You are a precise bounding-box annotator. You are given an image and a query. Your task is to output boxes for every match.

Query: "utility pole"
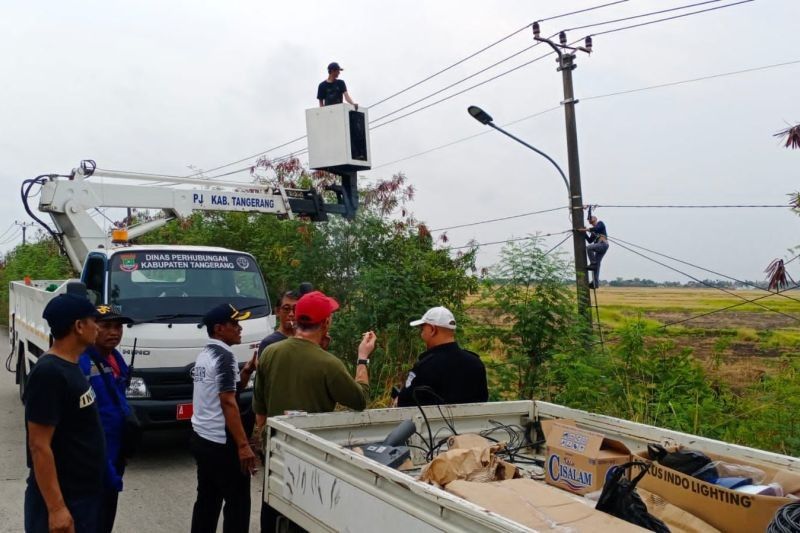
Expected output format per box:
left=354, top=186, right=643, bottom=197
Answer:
left=15, top=221, right=35, bottom=245
left=534, top=25, right=593, bottom=324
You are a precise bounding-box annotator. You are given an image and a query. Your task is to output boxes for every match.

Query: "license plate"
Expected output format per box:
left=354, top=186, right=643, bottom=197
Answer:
left=176, top=403, right=193, bottom=420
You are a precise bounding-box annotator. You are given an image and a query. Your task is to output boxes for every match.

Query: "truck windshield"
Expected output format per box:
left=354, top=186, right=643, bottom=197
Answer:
left=108, top=250, right=269, bottom=323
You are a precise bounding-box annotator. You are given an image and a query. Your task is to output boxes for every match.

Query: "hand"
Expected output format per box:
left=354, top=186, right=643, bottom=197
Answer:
left=48, top=505, right=74, bottom=533
left=238, top=444, right=260, bottom=476
left=391, top=397, right=398, bottom=408
left=354, top=103, right=359, bottom=111
left=243, top=353, right=257, bottom=374
left=358, top=331, right=377, bottom=358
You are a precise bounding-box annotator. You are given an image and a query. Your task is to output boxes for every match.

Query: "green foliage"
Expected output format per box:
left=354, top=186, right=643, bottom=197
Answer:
left=0, top=239, right=74, bottom=324
left=472, top=237, right=583, bottom=399
left=542, top=317, right=732, bottom=439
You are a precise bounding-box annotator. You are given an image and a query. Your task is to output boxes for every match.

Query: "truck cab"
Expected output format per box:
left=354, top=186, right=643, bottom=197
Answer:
left=81, top=245, right=273, bottom=427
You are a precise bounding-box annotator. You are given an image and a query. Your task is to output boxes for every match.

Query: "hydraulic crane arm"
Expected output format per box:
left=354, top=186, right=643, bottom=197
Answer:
left=34, top=161, right=358, bottom=271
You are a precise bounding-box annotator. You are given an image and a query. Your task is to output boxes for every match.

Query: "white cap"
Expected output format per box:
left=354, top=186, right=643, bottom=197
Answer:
left=409, top=306, right=457, bottom=329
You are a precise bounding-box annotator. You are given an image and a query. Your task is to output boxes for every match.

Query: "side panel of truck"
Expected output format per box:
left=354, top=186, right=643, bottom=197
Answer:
left=265, top=401, right=800, bottom=532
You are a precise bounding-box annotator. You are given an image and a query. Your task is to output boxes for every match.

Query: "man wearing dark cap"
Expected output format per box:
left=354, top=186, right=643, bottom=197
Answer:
left=396, top=306, right=488, bottom=407
left=190, top=303, right=259, bottom=533
left=255, top=290, right=375, bottom=533
left=24, top=291, right=104, bottom=533
left=78, top=305, right=136, bottom=533
left=317, top=62, right=357, bottom=107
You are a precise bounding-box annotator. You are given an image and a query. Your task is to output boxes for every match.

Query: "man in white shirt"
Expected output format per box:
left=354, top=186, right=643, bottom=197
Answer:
left=190, top=304, right=258, bottom=533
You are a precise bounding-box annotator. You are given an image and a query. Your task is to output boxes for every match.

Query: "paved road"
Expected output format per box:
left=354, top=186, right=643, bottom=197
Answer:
left=0, top=332, right=262, bottom=532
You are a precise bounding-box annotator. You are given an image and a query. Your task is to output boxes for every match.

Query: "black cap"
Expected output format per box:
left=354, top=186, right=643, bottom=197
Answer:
left=42, top=293, right=100, bottom=331
left=202, top=304, right=252, bottom=328
left=327, top=62, right=343, bottom=72
left=95, top=305, right=134, bottom=324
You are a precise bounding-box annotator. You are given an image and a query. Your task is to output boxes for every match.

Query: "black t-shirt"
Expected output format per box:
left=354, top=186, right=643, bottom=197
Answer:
left=316, top=79, right=347, bottom=106
left=258, top=330, right=287, bottom=358
left=25, top=354, right=106, bottom=496
left=397, top=342, right=488, bottom=407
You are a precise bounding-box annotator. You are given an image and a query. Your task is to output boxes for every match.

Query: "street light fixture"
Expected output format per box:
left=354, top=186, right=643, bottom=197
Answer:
left=466, top=106, right=569, bottom=193
left=467, top=104, right=591, bottom=324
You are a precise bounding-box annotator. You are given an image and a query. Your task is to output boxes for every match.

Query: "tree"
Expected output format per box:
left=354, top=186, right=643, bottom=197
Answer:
left=473, top=236, right=582, bottom=399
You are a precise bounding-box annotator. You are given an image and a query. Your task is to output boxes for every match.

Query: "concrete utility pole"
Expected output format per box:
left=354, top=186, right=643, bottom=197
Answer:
left=534, top=26, right=593, bottom=323
left=15, top=221, right=34, bottom=245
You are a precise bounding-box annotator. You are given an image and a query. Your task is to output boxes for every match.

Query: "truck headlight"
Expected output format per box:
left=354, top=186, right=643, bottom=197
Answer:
left=126, top=377, right=150, bottom=399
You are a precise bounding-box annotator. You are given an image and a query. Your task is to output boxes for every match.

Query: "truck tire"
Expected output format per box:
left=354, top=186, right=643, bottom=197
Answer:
left=17, top=342, right=26, bottom=404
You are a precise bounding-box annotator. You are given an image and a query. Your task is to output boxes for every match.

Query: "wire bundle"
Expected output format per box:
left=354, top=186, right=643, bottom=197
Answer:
left=767, top=502, right=800, bottom=533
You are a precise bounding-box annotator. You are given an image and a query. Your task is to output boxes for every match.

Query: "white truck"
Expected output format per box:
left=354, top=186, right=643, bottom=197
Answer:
left=264, top=401, right=800, bottom=532
left=9, top=160, right=358, bottom=427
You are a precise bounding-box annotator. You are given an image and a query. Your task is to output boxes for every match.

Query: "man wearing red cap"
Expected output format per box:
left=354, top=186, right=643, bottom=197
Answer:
left=255, top=290, right=375, bottom=417
left=255, top=290, right=375, bottom=532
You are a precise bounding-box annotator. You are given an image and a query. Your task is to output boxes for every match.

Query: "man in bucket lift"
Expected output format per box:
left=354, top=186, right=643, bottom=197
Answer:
left=581, top=208, right=608, bottom=289
left=317, top=61, right=358, bottom=109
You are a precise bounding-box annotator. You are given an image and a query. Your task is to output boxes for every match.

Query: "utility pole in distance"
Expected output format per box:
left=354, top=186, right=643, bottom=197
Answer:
left=534, top=24, right=593, bottom=323
left=15, top=221, right=35, bottom=245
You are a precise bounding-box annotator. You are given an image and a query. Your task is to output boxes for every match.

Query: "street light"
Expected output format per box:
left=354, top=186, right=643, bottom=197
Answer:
left=467, top=104, right=591, bottom=323
left=467, top=106, right=569, bottom=193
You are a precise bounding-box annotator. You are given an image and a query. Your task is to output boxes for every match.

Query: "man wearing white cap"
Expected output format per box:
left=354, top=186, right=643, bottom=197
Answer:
left=396, top=306, right=488, bottom=407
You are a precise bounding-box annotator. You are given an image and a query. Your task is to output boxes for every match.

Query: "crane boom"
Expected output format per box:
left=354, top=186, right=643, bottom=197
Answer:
left=35, top=161, right=358, bottom=271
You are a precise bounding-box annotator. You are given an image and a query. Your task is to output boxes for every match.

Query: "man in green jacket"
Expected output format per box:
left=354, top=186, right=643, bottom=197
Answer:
left=253, top=290, right=375, bottom=532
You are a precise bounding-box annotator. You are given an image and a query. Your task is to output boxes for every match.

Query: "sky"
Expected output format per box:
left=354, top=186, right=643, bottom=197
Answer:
left=1, top=0, right=798, bottom=283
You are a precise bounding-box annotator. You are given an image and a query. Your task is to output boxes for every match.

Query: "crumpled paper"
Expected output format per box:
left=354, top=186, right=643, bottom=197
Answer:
left=419, top=441, right=520, bottom=487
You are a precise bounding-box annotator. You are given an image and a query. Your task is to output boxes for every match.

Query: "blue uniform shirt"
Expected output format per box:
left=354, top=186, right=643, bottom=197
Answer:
left=78, top=347, right=131, bottom=491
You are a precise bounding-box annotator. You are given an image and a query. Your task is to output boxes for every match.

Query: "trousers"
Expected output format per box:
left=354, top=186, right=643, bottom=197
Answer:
left=24, top=477, right=101, bottom=533
left=190, top=431, right=251, bottom=533
left=587, top=241, right=609, bottom=284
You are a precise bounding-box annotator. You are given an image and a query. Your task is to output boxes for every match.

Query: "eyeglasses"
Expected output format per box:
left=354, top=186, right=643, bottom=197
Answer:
left=280, top=304, right=296, bottom=312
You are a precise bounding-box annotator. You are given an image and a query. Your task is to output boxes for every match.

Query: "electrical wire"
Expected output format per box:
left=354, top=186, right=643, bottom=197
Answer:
left=0, top=229, right=22, bottom=246
left=562, top=0, right=727, bottom=32
left=449, top=230, right=571, bottom=251
left=608, top=237, right=800, bottom=324
left=610, top=235, right=800, bottom=305
left=767, top=502, right=800, bottom=533
left=190, top=1, right=632, bottom=179
left=589, top=0, right=754, bottom=37
left=430, top=206, right=567, bottom=232
left=584, top=60, right=800, bottom=103
left=594, top=203, right=792, bottom=208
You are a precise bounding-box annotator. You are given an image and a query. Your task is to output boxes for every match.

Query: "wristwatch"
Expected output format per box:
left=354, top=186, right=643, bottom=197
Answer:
left=357, top=359, right=369, bottom=366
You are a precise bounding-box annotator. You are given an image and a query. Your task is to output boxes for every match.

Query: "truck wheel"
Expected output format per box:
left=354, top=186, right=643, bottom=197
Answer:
left=17, top=342, right=26, bottom=404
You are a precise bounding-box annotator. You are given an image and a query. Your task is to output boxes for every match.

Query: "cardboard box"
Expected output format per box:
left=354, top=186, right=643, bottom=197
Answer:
left=544, top=421, right=631, bottom=495
left=635, top=447, right=800, bottom=533
left=447, top=478, right=647, bottom=532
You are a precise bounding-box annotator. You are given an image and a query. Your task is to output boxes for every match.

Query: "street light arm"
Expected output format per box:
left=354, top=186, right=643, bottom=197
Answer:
left=486, top=122, right=570, bottom=193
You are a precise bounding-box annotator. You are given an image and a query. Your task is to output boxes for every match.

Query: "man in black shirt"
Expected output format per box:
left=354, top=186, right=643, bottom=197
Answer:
left=24, top=292, right=104, bottom=533
left=582, top=215, right=609, bottom=289
left=317, top=61, right=357, bottom=107
left=397, top=306, right=488, bottom=407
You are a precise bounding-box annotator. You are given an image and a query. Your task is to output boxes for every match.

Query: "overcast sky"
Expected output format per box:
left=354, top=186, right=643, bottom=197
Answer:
left=1, top=0, right=798, bottom=283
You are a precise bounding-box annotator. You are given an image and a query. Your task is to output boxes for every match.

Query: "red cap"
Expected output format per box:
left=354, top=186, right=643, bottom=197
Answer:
left=295, top=291, right=339, bottom=325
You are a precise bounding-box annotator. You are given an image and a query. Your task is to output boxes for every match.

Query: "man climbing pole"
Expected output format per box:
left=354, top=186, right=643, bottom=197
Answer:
left=580, top=207, right=608, bottom=289
left=317, top=62, right=358, bottom=108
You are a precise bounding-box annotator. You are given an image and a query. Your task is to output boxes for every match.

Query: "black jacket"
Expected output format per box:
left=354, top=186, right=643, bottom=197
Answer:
left=397, top=342, right=488, bottom=407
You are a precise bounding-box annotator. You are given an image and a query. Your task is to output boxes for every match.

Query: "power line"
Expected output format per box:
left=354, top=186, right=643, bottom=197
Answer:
left=369, top=59, right=798, bottom=172
left=583, top=60, right=800, bottom=102
left=610, top=235, right=800, bottom=305
left=430, top=206, right=567, bottom=232
left=590, top=0, right=754, bottom=37
left=192, top=2, right=633, bottom=180
left=609, top=237, right=800, bottom=324
left=595, top=203, right=792, bottom=208
left=539, top=0, right=631, bottom=22
left=449, top=230, right=571, bottom=251
left=563, top=0, right=727, bottom=32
